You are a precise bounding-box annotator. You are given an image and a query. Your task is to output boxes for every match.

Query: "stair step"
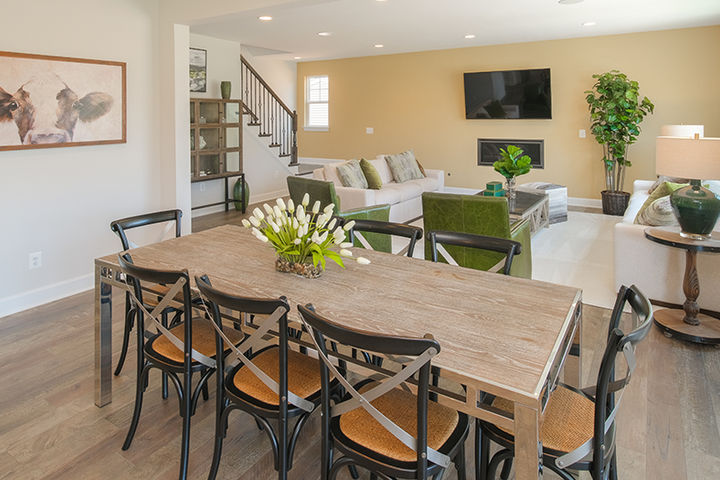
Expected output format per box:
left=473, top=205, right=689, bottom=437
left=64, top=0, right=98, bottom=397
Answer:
left=258, top=133, right=272, bottom=137
left=269, top=143, right=281, bottom=148
left=247, top=122, right=261, bottom=126
left=280, top=154, right=292, bottom=158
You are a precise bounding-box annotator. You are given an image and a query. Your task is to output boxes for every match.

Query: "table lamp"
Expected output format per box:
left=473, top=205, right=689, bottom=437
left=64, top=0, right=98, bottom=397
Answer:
left=656, top=131, right=720, bottom=240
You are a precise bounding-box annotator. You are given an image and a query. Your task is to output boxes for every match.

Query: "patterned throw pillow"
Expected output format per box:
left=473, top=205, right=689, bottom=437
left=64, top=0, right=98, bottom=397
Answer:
left=634, top=181, right=686, bottom=224
left=336, top=159, right=368, bottom=189
left=635, top=196, right=678, bottom=226
left=360, top=158, right=382, bottom=189
left=385, top=151, right=424, bottom=183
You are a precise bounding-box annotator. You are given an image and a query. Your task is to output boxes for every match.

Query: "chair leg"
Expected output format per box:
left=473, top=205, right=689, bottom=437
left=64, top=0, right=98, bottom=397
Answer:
left=454, top=441, right=466, bottom=480
left=207, top=377, right=227, bottom=480
left=114, top=305, right=135, bottom=376
left=122, top=363, right=150, bottom=450
left=475, top=419, right=490, bottom=480
left=499, top=457, right=512, bottom=480
left=486, top=450, right=513, bottom=480
left=609, top=452, right=618, bottom=480
left=347, top=465, right=359, bottom=479
left=201, top=377, right=210, bottom=401
left=178, top=368, right=193, bottom=480
left=161, top=311, right=169, bottom=400
left=277, top=408, right=288, bottom=480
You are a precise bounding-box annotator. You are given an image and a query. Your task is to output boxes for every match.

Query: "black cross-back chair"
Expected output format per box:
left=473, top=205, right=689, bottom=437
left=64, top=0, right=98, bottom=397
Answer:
left=345, top=218, right=424, bottom=258
left=196, top=275, right=338, bottom=480
left=476, top=285, right=653, bottom=480
left=298, top=304, right=469, bottom=480
left=117, top=255, right=244, bottom=480
left=427, top=231, right=521, bottom=276
left=110, top=209, right=183, bottom=378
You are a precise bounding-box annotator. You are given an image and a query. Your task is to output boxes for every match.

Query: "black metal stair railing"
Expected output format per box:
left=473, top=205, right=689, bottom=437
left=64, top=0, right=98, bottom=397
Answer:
left=241, top=56, right=298, bottom=166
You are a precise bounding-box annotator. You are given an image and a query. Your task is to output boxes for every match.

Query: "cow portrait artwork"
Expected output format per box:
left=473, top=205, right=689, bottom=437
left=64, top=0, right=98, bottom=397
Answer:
left=0, top=51, right=126, bottom=151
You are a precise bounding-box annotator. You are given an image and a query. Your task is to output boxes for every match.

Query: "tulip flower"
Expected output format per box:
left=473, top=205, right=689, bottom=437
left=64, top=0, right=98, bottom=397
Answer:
left=357, top=257, right=371, bottom=265
left=272, top=205, right=283, bottom=219
left=263, top=203, right=273, bottom=216
left=287, top=198, right=295, bottom=213
left=343, top=220, right=356, bottom=231
left=241, top=219, right=251, bottom=228
left=294, top=238, right=301, bottom=245
left=292, top=217, right=299, bottom=230
left=340, top=249, right=353, bottom=257
left=324, top=204, right=335, bottom=215
left=316, top=214, right=328, bottom=228
left=312, top=200, right=320, bottom=214
left=276, top=198, right=286, bottom=211
left=302, top=193, right=310, bottom=207
left=250, top=216, right=261, bottom=228
left=318, top=231, right=329, bottom=243
left=340, top=242, right=353, bottom=248
left=296, top=205, right=305, bottom=220
left=253, top=208, right=264, bottom=221
left=327, top=218, right=337, bottom=231
left=268, top=219, right=280, bottom=233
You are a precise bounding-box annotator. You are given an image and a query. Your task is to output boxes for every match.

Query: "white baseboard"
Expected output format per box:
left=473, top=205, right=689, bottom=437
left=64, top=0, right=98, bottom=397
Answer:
left=298, top=157, right=343, bottom=165
left=191, top=188, right=290, bottom=218
left=0, top=273, right=93, bottom=319
left=568, top=197, right=602, bottom=208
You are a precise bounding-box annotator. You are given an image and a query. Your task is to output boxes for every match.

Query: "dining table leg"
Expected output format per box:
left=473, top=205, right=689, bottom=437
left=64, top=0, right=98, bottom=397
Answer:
left=514, top=403, right=542, bottom=479
left=94, top=263, right=113, bottom=407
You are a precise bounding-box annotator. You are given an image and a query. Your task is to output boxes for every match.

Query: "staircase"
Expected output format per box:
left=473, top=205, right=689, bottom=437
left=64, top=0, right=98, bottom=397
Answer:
left=241, top=56, right=298, bottom=166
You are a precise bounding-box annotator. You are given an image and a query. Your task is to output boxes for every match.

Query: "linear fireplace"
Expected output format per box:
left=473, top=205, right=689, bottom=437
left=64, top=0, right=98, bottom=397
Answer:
left=477, top=138, right=544, bottom=169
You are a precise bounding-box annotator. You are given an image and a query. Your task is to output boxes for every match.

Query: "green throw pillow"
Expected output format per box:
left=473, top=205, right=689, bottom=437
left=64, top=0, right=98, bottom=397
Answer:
left=336, top=159, right=368, bottom=189
left=385, top=150, right=424, bottom=183
left=360, top=158, right=382, bottom=189
left=634, top=181, right=687, bottom=224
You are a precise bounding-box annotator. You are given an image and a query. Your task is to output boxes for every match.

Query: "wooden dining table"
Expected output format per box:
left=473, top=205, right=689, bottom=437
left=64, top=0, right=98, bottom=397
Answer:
left=94, top=224, right=582, bottom=480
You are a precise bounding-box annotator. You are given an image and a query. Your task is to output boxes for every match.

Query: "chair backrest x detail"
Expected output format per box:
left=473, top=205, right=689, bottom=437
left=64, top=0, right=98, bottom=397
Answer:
left=428, top=230, right=522, bottom=275
left=345, top=218, right=423, bottom=257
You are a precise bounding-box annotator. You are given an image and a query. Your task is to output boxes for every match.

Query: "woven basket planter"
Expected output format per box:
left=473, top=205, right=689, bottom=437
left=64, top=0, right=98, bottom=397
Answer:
left=601, top=190, right=630, bottom=216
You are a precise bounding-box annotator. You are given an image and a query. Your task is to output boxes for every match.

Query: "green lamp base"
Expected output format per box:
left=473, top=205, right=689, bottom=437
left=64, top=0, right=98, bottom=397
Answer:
left=670, top=180, right=720, bottom=240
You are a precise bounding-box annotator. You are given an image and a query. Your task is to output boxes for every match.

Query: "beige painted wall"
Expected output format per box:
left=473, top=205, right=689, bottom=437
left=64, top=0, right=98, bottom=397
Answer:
left=297, top=26, right=720, bottom=199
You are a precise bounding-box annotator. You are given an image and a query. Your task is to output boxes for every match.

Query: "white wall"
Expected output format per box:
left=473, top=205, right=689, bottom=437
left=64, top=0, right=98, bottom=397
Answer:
left=0, top=0, right=166, bottom=317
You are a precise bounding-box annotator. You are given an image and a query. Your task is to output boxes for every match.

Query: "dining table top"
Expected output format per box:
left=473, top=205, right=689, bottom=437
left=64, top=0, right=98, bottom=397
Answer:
left=97, top=224, right=582, bottom=405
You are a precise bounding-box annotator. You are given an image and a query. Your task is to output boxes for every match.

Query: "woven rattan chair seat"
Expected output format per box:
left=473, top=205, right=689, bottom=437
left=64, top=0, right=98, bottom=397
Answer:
left=493, top=385, right=595, bottom=454
left=336, top=382, right=461, bottom=463
left=229, top=346, right=323, bottom=406
left=146, top=318, right=244, bottom=364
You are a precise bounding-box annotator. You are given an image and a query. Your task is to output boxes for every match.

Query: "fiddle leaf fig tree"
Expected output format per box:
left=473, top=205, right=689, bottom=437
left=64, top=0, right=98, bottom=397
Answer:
left=585, top=70, right=654, bottom=193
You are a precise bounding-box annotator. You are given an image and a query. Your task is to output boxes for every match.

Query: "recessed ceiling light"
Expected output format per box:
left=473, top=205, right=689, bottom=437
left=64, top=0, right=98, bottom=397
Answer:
left=558, top=0, right=584, bottom=4
left=465, top=34, right=476, bottom=39
left=582, top=21, right=597, bottom=27
left=318, top=32, right=332, bottom=37
left=258, top=15, right=272, bottom=21
left=374, top=44, right=384, bottom=48
left=294, top=56, right=302, bottom=60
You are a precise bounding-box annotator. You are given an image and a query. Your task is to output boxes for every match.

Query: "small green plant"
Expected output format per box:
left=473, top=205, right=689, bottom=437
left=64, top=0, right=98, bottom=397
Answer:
left=585, top=70, right=654, bottom=193
left=242, top=194, right=369, bottom=270
left=493, top=145, right=533, bottom=179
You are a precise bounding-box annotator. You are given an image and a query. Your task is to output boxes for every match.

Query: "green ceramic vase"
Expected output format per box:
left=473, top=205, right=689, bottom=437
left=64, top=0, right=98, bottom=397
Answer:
left=233, top=178, right=249, bottom=211
left=220, top=81, right=231, bottom=99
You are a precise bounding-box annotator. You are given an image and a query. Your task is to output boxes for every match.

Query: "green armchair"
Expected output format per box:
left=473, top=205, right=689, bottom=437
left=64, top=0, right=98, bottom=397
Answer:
left=421, top=192, right=532, bottom=279
left=286, top=176, right=392, bottom=252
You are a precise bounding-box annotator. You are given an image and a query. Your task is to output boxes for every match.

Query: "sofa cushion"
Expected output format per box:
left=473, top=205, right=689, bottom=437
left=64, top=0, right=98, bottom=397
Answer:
left=647, top=175, right=689, bottom=194
left=386, top=151, right=424, bottom=183
left=635, top=196, right=679, bottom=226
left=360, top=158, right=382, bottom=190
left=372, top=157, right=394, bottom=184
left=324, top=163, right=342, bottom=186
left=634, top=181, right=687, bottom=224
left=406, top=175, right=441, bottom=193
left=336, top=160, right=368, bottom=189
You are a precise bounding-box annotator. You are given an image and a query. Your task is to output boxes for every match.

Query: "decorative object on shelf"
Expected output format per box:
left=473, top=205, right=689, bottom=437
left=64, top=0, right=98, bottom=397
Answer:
left=233, top=178, right=249, bottom=211
left=220, top=81, right=231, bottom=99
left=198, top=135, right=207, bottom=150
left=482, top=181, right=505, bottom=197
left=241, top=195, right=370, bottom=278
left=585, top=70, right=654, bottom=215
left=655, top=130, right=720, bottom=239
left=0, top=51, right=125, bottom=151
left=492, top=145, right=533, bottom=200
left=189, top=48, right=207, bottom=92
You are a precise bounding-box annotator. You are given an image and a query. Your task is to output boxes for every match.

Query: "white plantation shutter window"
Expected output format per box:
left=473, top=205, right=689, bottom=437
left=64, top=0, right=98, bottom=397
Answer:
left=306, top=75, right=329, bottom=128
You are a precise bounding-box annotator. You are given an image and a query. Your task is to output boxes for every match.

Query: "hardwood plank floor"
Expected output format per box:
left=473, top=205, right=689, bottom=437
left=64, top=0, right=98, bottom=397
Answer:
left=1, top=257, right=718, bottom=478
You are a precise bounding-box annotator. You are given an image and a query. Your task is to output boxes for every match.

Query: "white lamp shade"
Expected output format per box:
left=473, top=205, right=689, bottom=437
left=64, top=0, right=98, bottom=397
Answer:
left=659, top=125, right=704, bottom=137
left=656, top=136, right=720, bottom=179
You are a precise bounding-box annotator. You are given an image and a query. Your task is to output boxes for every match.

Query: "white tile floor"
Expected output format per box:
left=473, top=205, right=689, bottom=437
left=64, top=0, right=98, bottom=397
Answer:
left=401, top=211, right=622, bottom=309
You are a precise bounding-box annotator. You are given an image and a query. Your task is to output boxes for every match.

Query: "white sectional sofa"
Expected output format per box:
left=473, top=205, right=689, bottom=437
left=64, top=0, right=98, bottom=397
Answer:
left=614, top=179, right=720, bottom=311
left=313, top=156, right=444, bottom=223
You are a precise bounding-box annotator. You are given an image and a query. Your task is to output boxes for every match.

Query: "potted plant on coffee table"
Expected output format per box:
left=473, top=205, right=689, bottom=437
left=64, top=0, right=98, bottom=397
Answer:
left=585, top=70, right=654, bottom=215
left=493, top=144, right=533, bottom=200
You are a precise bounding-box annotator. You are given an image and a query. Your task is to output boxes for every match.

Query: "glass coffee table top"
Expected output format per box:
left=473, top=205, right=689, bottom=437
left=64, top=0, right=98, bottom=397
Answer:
left=507, top=190, right=546, bottom=216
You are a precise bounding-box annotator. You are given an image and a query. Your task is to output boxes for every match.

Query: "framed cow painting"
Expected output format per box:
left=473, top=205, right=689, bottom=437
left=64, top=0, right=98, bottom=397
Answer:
left=0, top=51, right=126, bottom=151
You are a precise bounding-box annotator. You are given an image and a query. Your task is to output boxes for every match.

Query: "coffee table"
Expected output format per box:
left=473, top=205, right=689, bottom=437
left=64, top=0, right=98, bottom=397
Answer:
left=644, top=227, right=720, bottom=344
left=476, top=190, right=549, bottom=235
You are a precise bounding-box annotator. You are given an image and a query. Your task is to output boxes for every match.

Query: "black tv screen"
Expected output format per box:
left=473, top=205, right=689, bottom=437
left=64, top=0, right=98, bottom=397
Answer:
left=464, top=68, right=551, bottom=119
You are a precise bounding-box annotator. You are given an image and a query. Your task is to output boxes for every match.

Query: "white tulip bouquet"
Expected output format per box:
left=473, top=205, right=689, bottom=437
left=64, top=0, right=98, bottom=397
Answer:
left=242, top=193, right=370, bottom=277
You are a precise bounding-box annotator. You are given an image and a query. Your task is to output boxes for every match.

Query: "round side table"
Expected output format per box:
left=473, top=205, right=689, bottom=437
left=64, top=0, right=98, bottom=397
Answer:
left=644, top=227, right=720, bottom=344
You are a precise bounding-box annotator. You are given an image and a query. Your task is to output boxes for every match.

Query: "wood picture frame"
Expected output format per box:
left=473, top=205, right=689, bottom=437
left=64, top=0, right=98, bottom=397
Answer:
left=189, top=47, right=207, bottom=93
left=0, top=51, right=126, bottom=151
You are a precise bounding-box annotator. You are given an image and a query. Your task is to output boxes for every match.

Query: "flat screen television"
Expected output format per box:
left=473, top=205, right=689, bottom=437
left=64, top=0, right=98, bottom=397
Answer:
left=464, top=68, right=551, bottom=119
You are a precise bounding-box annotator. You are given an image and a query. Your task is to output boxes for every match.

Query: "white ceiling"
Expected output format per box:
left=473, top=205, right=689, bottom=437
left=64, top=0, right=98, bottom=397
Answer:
left=191, top=0, right=720, bottom=61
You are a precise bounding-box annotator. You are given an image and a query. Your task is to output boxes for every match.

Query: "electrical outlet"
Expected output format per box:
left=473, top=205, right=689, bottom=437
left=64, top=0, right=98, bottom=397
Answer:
left=29, top=251, right=42, bottom=269
left=199, top=183, right=206, bottom=192
left=579, top=129, right=586, bottom=138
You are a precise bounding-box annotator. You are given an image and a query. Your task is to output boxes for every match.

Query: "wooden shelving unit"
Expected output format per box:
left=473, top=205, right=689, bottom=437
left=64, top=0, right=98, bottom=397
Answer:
left=190, top=98, right=246, bottom=213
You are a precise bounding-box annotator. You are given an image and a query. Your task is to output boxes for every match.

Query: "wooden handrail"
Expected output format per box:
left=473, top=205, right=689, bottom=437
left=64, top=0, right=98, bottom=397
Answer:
left=241, top=56, right=294, bottom=116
